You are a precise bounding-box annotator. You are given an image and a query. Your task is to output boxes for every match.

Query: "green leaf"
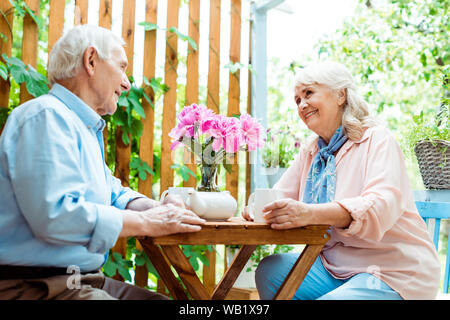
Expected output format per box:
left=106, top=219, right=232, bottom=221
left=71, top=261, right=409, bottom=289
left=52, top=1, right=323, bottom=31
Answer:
left=25, top=78, right=48, bottom=97
left=122, top=130, right=130, bottom=145
left=9, top=65, right=27, bottom=84
left=420, top=52, right=427, bottom=67
left=118, top=95, right=129, bottom=107
left=2, top=54, right=24, bottom=68
left=102, top=253, right=118, bottom=277
left=23, top=3, right=43, bottom=29
left=117, top=264, right=132, bottom=282
left=134, top=252, right=146, bottom=267
left=128, top=94, right=146, bottom=118
left=222, top=163, right=233, bottom=174
left=0, top=63, right=7, bottom=80
left=171, top=163, right=196, bottom=182
left=130, top=118, right=143, bottom=138
left=130, top=156, right=142, bottom=169
left=138, top=21, right=160, bottom=31
left=168, top=27, right=198, bottom=51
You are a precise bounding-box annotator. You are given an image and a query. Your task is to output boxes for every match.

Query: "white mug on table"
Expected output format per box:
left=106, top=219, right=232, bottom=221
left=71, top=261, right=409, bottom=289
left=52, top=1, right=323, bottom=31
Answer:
left=247, top=188, right=285, bottom=223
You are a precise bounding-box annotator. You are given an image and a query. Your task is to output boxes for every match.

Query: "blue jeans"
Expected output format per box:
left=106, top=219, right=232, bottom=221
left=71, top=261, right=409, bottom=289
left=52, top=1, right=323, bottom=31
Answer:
left=255, top=253, right=403, bottom=300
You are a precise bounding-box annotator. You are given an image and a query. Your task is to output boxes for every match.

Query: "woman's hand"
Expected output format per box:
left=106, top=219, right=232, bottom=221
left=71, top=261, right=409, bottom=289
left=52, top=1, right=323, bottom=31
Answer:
left=262, top=198, right=313, bottom=229
left=241, top=205, right=253, bottom=221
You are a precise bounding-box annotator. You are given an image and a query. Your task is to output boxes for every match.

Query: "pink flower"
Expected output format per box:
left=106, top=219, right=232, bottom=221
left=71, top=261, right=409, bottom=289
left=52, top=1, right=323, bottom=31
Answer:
left=209, top=115, right=242, bottom=153
left=170, top=104, right=215, bottom=150
left=239, top=113, right=265, bottom=151
left=169, top=105, right=266, bottom=161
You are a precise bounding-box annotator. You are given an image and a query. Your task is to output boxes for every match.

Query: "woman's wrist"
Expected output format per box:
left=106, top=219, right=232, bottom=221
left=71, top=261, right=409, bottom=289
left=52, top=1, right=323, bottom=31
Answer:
left=302, top=203, right=319, bottom=225
left=309, top=202, right=352, bottom=228
left=297, top=202, right=352, bottom=227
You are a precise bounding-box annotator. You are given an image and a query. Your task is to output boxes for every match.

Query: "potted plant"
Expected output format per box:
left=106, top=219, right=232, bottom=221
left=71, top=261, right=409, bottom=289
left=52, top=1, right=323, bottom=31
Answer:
left=406, top=102, right=449, bottom=190
left=261, top=127, right=301, bottom=187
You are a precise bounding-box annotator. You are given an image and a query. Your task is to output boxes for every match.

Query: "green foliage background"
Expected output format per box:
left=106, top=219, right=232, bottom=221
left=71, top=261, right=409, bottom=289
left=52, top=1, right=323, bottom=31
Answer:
left=267, top=0, right=449, bottom=190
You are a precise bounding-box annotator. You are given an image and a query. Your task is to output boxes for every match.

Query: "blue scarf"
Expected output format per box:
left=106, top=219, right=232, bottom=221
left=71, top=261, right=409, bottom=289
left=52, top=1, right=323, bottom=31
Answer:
left=302, top=126, right=348, bottom=204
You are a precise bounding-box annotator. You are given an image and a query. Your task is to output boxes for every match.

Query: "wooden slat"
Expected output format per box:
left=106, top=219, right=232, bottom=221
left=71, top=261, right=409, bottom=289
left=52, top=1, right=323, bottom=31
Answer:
left=225, top=0, right=241, bottom=201
left=19, top=0, right=40, bottom=104
left=147, top=222, right=331, bottom=245
left=161, top=245, right=211, bottom=300
left=160, top=0, right=180, bottom=197
left=121, top=0, right=136, bottom=71
left=113, top=0, right=136, bottom=188
left=99, top=0, right=113, bottom=29
left=74, top=0, right=89, bottom=25
left=203, top=247, right=216, bottom=295
left=183, top=0, right=201, bottom=188
left=48, top=0, right=65, bottom=57
left=212, top=245, right=257, bottom=300
left=274, top=244, right=324, bottom=300
left=135, top=0, right=159, bottom=289
left=138, top=0, right=158, bottom=200
left=206, top=0, right=221, bottom=114
left=139, top=240, right=189, bottom=299
left=183, top=0, right=216, bottom=295
left=111, top=0, right=136, bottom=281
left=245, top=18, right=253, bottom=204
left=98, top=0, right=113, bottom=160
left=0, top=1, right=14, bottom=110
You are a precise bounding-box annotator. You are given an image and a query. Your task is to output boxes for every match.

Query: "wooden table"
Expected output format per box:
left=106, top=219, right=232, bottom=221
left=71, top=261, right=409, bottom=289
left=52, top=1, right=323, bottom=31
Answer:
left=138, top=221, right=330, bottom=300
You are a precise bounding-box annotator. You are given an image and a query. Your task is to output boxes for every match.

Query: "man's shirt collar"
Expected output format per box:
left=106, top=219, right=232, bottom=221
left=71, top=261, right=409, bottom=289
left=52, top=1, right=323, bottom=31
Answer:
left=49, top=83, right=105, bottom=131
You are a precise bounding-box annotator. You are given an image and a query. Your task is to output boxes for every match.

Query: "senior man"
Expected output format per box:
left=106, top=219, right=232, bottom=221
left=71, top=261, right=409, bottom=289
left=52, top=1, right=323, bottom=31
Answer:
left=0, top=25, right=205, bottom=300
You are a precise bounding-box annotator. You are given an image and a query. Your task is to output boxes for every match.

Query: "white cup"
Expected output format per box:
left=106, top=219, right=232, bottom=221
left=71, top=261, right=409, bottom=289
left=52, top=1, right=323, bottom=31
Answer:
left=160, top=187, right=195, bottom=205
left=247, top=188, right=285, bottom=223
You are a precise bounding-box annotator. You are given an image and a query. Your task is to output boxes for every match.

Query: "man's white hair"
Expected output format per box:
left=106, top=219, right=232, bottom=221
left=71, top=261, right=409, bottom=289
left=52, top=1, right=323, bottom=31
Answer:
left=295, top=61, right=377, bottom=141
left=47, top=24, right=125, bottom=85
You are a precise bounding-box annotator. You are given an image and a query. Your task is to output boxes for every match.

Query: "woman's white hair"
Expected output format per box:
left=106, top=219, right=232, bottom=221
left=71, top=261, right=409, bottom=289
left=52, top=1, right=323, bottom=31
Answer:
left=47, top=24, right=125, bottom=85
left=295, top=61, right=377, bottom=141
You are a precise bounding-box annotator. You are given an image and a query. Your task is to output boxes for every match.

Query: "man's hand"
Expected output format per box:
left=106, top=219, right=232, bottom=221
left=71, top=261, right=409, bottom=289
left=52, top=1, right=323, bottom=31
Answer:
left=161, top=194, right=186, bottom=209
left=126, top=194, right=187, bottom=211
left=126, top=197, right=159, bottom=211
left=142, top=204, right=204, bottom=237
left=120, top=204, right=205, bottom=238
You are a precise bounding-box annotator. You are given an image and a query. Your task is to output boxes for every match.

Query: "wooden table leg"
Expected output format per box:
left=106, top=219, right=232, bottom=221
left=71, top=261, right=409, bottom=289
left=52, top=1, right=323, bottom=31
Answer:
left=274, top=244, right=324, bottom=300
left=138, top=239, right=188, bottom=300
left=212, top=245, right=257, bottom=300
left=161, top=245, right=211, bottom=300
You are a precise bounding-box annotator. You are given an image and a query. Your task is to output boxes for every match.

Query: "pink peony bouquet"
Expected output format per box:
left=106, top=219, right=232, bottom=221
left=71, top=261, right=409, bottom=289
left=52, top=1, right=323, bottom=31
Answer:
left=169, top=104, right=265, bottom=169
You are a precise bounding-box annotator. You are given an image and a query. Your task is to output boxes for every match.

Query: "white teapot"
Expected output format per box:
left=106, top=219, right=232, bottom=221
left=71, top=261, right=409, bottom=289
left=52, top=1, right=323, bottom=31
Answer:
left=187, top=190, right=237, bottom=221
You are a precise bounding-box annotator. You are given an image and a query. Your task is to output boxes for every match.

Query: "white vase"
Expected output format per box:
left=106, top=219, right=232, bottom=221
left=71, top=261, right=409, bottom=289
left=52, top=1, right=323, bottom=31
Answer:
left=264, top=167, right=288, bottom=188
left=226, top=247, right=256, bottom=289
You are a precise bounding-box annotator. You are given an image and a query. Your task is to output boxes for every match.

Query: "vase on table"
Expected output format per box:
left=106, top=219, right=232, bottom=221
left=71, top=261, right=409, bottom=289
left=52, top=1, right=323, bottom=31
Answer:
left=197, top=163, right=220, bottom=192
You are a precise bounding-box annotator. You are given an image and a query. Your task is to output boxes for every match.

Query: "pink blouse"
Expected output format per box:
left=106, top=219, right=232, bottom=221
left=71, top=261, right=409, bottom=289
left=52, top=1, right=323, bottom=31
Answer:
left=274, top=125, right=440, bottom=299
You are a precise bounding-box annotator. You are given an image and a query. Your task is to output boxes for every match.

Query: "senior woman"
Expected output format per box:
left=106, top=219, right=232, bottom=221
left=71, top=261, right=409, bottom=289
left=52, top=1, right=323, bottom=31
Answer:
left=243, top=61, right=440, bottom=300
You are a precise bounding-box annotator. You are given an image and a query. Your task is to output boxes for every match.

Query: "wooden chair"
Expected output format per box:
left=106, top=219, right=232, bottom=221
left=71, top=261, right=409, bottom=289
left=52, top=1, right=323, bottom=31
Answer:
left=415, top=194, right=450, bottom=299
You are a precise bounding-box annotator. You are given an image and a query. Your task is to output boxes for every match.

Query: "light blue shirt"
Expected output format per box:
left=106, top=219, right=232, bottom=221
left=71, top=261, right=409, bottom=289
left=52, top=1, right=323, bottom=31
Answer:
left=0, top=84, right=143, bottom=272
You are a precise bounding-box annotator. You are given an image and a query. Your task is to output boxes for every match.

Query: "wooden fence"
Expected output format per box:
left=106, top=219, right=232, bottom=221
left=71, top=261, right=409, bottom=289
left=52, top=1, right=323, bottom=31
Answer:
left=0, top=0, right=253, bottom=294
